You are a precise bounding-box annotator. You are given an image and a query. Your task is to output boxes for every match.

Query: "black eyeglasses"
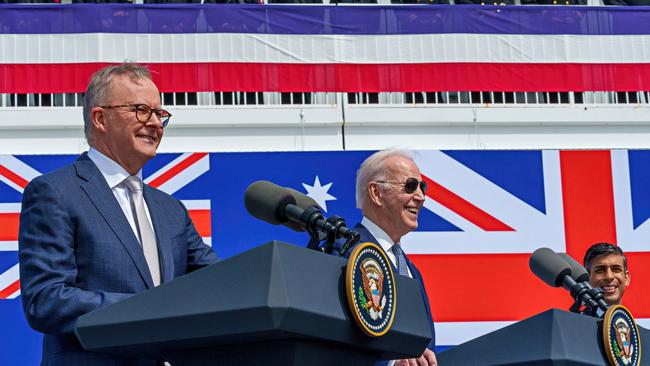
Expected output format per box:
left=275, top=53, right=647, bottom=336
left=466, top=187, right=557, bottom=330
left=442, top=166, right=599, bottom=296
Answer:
left=101, top=104, right=172, bottom=128
left=375, top=178, right=427, bottom=195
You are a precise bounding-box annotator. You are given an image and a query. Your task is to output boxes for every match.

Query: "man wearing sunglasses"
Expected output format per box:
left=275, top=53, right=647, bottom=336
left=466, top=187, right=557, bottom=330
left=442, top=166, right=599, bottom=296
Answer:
left=18, top=63, right=218, bottom=366
left=342, top=149, right=437, bottom=366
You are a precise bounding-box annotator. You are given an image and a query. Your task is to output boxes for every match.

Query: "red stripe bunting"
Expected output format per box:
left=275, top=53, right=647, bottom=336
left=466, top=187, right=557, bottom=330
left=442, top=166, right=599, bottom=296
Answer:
left=2, top=63, right=650, bottom=93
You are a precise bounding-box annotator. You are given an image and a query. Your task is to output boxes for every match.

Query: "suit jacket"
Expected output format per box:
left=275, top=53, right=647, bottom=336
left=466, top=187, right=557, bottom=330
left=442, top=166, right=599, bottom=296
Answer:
left=18, top=153, right=219, bottom=366
left=339, top=223, right=436, bottom=365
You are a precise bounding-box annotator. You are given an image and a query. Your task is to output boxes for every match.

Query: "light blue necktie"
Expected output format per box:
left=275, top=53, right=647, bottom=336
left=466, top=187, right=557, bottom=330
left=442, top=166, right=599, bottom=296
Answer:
left=391, top=243, right=409, bottom=277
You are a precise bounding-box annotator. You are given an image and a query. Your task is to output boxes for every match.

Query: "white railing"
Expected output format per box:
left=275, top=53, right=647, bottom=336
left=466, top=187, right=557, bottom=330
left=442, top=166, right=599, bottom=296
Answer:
left=1, top=91, right=648, bottom=108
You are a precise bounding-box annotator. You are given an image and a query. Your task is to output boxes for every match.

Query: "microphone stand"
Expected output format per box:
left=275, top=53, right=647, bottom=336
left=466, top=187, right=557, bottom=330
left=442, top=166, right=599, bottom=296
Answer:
left=338, top=236, right=359, bottom=257
left=302, top=207, right=327, bottom=251
left=302, top=212, right=360, bottom=256
left=286, top=204, right=360, bottom=255
left=565, top=278, right=608, bottom=316
left=323, top=215, right=345, bottom=255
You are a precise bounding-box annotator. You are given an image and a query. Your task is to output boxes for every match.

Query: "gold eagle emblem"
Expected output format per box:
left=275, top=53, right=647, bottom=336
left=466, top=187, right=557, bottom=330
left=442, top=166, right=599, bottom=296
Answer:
left=360, top=258, right=386, bottom=320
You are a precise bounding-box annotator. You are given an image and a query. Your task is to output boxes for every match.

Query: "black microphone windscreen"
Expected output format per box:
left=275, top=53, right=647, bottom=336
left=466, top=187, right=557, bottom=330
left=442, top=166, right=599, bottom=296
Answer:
left=244, top=180, right=295, bottom=225
left=285, top=187, right=321, bottom=211
left=279, top=187, right=315, bottom=232
left=529, top=247, right=572, bottom=287
left=558, top=253, right=590, bottom=283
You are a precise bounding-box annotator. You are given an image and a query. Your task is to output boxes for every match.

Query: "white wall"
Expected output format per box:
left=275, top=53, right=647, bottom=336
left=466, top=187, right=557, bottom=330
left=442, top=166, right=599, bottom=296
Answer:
left=2, top=103, right=650, bottom=154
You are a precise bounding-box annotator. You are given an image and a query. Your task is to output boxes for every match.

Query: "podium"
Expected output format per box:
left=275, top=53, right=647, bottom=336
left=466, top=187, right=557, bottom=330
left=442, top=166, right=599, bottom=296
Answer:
left=438, top=308, right=650, bottom=365
left=75, top=241, right=432, bottom=366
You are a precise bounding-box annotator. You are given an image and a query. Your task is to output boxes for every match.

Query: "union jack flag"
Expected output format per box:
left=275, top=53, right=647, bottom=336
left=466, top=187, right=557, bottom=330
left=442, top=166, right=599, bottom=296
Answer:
left=0, top=152, right=212, bottom=300
left=405, top=150, right=650, bottom=346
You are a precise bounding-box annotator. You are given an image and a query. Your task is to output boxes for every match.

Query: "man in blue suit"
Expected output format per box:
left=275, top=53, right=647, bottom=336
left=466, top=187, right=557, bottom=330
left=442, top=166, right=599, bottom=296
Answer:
left=18, top=63, right=219, bottom=365
left=345, top=149, right=437, bottom=366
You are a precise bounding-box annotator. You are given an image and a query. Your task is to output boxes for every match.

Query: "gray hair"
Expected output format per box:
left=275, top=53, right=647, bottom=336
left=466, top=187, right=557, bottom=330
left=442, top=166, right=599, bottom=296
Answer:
left=355, top=149, right=415, bottom=209
left=83, top=63, right=153, bottom=144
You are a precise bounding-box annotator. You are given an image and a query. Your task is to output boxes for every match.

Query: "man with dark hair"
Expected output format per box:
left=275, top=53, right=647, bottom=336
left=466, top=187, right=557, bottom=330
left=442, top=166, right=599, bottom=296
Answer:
left=19, top=63, right=219, bottom=365
left=584, top=242, right=630, bottom=306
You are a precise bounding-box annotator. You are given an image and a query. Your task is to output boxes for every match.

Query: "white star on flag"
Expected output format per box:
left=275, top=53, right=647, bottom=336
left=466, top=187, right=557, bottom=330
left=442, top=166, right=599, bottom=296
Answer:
left=302, top=176, right=336, bottom=212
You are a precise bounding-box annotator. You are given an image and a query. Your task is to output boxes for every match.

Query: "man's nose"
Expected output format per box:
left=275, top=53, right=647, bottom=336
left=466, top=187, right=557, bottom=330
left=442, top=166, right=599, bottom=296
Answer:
left=146, top=112, right=164, bottom=129
left=413, top=190, right=426, bottom=201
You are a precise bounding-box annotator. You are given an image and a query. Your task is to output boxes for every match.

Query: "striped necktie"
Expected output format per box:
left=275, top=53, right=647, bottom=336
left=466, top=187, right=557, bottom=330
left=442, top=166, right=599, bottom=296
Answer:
left=391, top=243, right=409, bottom=277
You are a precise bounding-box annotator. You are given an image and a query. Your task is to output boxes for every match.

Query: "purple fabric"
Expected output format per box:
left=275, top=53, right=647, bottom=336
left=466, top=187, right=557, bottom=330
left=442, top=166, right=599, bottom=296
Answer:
left=1, top=4, right=650, bottom=35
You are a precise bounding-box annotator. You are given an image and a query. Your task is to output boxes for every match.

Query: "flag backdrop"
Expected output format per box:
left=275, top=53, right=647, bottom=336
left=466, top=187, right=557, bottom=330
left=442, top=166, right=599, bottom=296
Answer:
left=1, top=150, right=650, bottom=364
left=1, top=4, right=650, bottom=93
left=2, top=4, right=650, bottom=364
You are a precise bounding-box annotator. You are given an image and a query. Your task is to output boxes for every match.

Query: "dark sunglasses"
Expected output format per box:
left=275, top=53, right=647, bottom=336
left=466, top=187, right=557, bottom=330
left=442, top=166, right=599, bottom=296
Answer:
left=375, top=178, right=427, bottom=195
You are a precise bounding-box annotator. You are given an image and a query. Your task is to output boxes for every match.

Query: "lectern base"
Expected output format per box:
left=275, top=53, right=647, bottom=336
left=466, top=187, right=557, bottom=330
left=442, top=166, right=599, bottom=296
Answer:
left=163, top=339, right=380, bottom=366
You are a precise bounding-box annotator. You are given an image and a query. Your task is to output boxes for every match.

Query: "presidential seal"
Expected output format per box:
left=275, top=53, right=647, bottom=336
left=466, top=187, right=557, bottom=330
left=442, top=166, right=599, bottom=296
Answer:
left=346, top=242, right=396, bottom=337
left=603, top=305, right=642, bottom=366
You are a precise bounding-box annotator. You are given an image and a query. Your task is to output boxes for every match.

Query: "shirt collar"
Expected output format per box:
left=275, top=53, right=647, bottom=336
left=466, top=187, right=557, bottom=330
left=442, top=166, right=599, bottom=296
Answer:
left=361, top=216, right=397, bottom=253
left=87, top=147, right=142, bottom=189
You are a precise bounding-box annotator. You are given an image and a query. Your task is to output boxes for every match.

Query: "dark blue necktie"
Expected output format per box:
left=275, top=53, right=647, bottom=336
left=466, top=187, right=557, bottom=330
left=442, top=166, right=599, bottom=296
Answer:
left=391, top=243, right=409, bottom=277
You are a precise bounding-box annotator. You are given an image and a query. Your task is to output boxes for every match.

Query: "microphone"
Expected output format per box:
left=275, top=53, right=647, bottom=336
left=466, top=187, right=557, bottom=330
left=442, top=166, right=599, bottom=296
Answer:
left=529, top=247, right=571, bottom=287
left=284, top=187, right=360, bottom=253
left=244, top=181, right=359, bottom=253
left=529, top=248, right=608, bottom=313
left=244, top=180, right=295, bottom=226
left=282, top=187, right=321, bottom=233
left=286, top=187, right=321, bottom=211
left=557, top=252, right=589, bottom=283
left=558, top=252, right=609, bottom=313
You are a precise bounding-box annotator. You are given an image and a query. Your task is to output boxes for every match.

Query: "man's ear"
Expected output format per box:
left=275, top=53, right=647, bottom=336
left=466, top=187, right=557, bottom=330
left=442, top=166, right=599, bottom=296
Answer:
left=91, top=107, right=107, bottom=134
left=368, top=182, right=383, bottom=207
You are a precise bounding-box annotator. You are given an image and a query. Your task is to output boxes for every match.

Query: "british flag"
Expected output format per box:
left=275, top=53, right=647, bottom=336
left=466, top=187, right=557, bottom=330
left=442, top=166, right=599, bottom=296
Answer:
left=0, top=152, right=212, bottom=299
left=405, top=150, right=650, bottom=346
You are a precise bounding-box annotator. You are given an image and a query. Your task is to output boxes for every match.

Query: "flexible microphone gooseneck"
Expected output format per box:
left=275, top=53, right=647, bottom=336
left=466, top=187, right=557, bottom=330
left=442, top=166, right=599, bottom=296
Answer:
left=529, top=247, right=608, bottom=313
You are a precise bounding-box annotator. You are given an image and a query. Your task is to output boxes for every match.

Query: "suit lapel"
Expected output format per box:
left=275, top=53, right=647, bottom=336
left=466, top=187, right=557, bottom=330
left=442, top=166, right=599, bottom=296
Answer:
left=143, top=186, right=174, bottom=284
left=355, top=223, right=428, bottom=302
left=353, top=223, right=399, bottom=274
left=401, top=245, right=433, bottom=322
left=75, top=154, right=155, bottom=289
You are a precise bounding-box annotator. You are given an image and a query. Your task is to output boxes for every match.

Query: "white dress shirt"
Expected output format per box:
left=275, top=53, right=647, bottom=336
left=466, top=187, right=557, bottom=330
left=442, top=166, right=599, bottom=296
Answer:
left=87, top=147, right=155, bottom=243
left=361, top=217, right=413, bottom=278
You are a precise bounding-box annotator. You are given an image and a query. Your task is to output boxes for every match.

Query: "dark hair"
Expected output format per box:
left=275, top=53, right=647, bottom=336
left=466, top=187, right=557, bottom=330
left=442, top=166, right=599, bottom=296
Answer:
left=583, top=242, right=627, bottom=273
